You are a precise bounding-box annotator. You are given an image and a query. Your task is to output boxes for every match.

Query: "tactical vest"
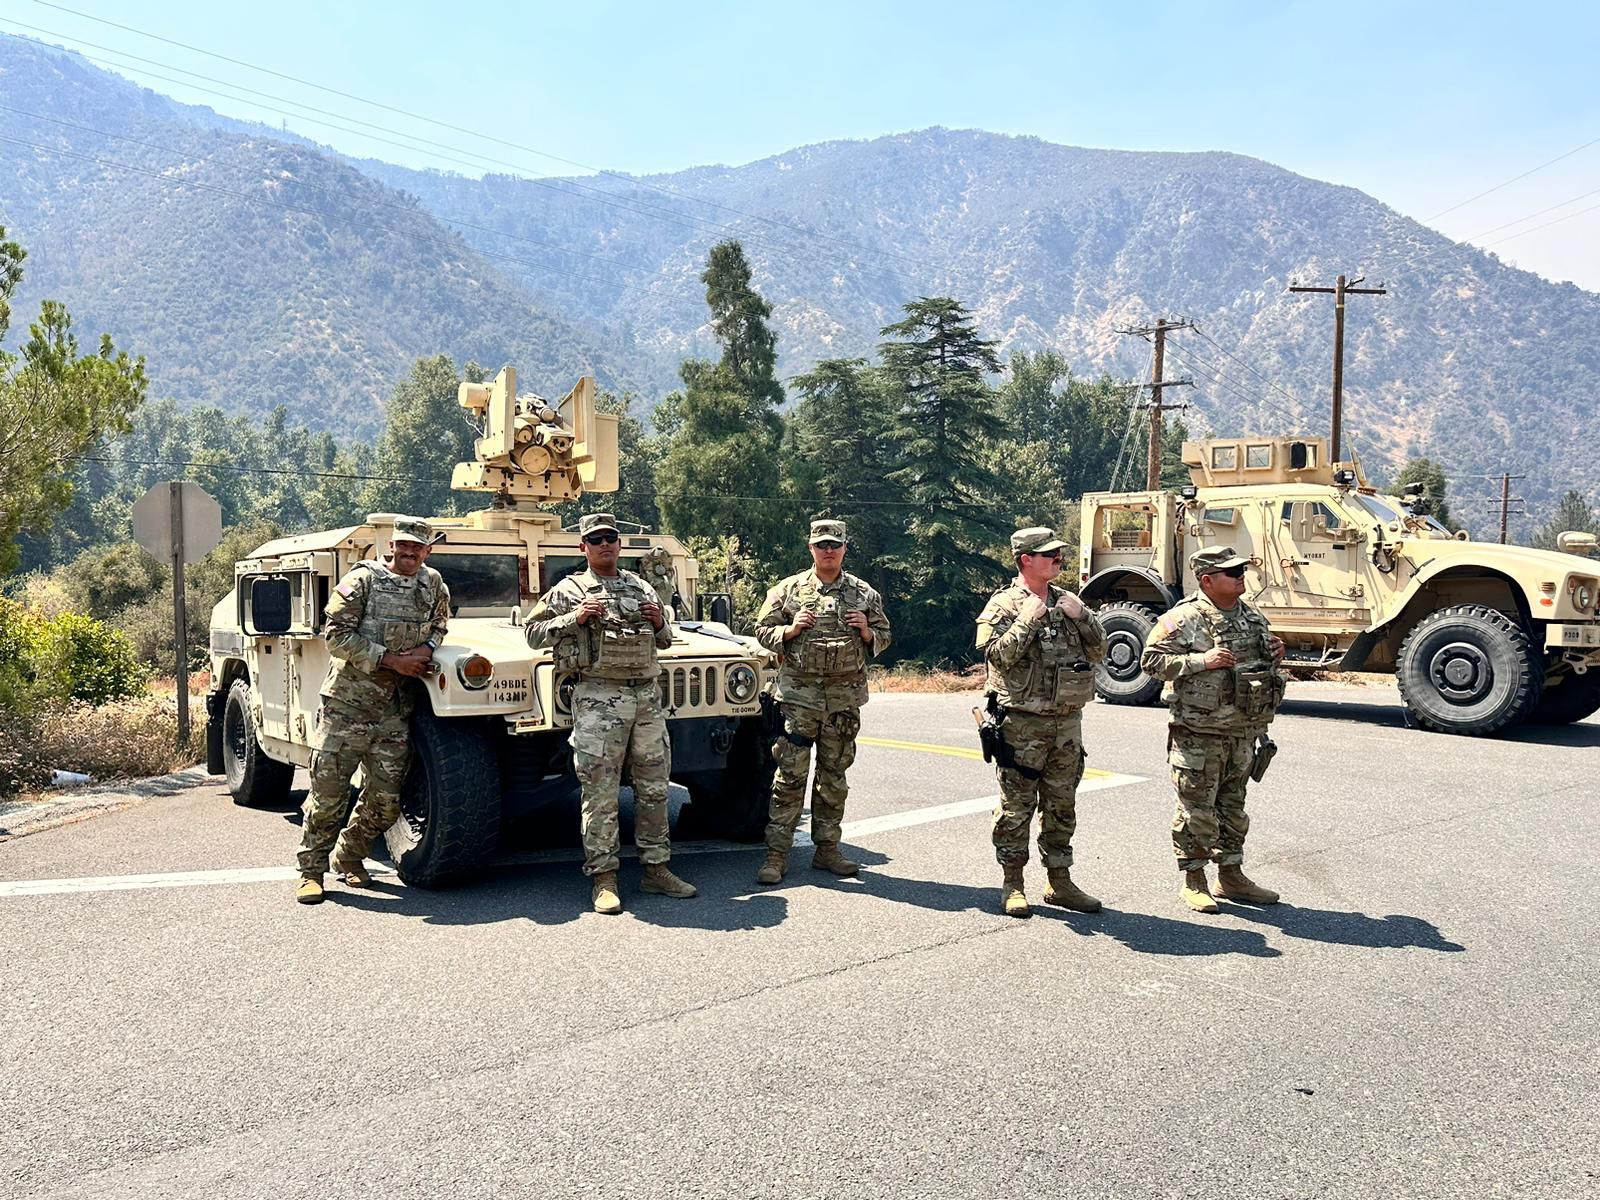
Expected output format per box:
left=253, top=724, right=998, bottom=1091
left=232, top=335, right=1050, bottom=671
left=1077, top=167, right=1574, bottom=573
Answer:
left=576, top=573, right=660, bottom=682
left=986, top=587, right=1096, bottom=715
left=1169, top=600, right=1286, bottom=732
left=321, top=561, right=442, bottom=707
left=789, top=577, right=868, bottom=679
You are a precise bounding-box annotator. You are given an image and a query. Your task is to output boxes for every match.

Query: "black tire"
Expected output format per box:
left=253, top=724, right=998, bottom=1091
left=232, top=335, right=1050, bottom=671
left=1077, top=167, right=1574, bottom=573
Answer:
left=1094, top=602, right=1165, bottom=706
left=384, top=707, right=501, bottom=888
left=1396, top=605, right=1542, bottom=736
left=1526, top=672, right=1600, bottom=725
left=222, top=677, right=295, bottom=808
left=677, top=711, right=776, bottom=843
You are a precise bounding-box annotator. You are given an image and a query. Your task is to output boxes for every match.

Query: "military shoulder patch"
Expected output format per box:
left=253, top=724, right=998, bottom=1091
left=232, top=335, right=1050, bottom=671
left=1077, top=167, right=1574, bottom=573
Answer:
left=335, top=583, right=354, bottom=598
left=1157, top=614, right=1180, bottom=635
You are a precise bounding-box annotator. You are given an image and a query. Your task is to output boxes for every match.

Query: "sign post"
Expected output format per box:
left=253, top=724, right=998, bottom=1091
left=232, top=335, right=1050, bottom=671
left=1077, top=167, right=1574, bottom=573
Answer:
left=132, top=481, right=223, bottom=745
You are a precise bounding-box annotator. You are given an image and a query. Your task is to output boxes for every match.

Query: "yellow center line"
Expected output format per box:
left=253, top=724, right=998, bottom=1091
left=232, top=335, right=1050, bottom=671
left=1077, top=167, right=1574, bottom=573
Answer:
left=856, top=736, right=1116, bottom=780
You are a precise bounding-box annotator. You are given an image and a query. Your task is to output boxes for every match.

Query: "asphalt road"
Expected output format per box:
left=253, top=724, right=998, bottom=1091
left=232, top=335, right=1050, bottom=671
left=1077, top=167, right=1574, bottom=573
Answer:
left=2, top=682, right=1596, bottom=1199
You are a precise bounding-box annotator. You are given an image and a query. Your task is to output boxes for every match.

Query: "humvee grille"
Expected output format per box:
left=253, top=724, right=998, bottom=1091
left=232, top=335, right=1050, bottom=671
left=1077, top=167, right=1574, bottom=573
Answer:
left=660, top=665, right=720, bottom=713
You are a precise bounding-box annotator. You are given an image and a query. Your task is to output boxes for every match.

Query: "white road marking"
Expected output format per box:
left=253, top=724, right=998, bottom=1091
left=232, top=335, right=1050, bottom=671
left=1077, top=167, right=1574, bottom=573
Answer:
left=0, top=766, right=1144, bottom=898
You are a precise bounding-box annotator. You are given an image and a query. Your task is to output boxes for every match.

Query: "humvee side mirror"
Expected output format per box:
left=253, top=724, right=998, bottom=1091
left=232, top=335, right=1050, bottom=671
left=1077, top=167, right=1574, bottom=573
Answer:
left=246, top=576, right=293, bottom=635
left=698, top=592, right=734, bottom=626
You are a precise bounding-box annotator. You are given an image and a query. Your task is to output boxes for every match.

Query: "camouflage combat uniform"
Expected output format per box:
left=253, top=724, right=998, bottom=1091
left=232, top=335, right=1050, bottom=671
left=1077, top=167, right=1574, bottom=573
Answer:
left=296, top=555, right=450, bottom=877
left=754, top=566, right=891, bottom=855
left=526, top=565, right=675, bottom=876
left=976, top=581, right=1106, bottom=868
left=1140, top=593, right=1285, bottom=871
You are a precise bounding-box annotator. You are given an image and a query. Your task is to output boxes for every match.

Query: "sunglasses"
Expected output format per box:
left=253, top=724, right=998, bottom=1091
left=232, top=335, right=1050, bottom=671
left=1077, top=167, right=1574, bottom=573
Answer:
left=813, top=540, right=844, bottom=550
left=1215, top=565, right=1247, bottom=579
left=583, top=533, right=619, bottom=546
left=1025, top=550, right=1062, bottom=562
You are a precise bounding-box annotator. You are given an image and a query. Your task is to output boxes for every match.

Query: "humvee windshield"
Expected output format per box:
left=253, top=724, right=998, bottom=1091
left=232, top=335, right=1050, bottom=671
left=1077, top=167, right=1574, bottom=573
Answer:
left=429, top=553, right=522, bottom=610
left=540, top=553, right=653, bottom=592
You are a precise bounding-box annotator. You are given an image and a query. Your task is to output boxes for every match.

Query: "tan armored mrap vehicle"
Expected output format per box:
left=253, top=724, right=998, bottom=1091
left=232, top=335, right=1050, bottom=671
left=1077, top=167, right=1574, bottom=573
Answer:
left=1079, top=435, right=1600, bottom=736
left=204, top=369, right=774, bottom=886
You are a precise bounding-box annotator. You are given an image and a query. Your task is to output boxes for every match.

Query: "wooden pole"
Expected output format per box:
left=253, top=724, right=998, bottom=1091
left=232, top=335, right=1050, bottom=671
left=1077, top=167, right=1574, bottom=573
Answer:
left=168, top=480, right=189, bottom=745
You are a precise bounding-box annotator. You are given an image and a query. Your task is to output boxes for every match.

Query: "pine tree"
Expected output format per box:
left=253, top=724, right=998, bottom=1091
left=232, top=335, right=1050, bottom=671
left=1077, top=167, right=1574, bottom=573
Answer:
left=657, top=241, right=787, bottom=565
left=1394, top=457, right=1455, bottom=530
left=364, top=356, right=486, bottom=519
left=1531, top=489, right=1600, bottom=552
left=877, top=297, right=1009, bottom=660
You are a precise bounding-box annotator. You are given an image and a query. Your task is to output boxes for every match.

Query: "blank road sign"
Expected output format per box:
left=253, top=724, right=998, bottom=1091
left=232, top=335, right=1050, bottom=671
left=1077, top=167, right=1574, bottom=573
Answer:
left=131, top=481, right=223, bottom=563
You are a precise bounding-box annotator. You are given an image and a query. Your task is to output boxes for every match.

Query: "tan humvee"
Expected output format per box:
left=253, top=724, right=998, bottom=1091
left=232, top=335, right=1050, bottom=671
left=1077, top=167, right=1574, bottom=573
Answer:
left=205, top=369, right=774, bottom=885
left=1078, top=435, right=1600, bottom=735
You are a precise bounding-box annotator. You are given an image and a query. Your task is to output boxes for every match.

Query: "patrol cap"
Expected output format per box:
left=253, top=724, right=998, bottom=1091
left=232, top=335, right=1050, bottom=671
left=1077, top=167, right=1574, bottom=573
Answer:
left=390, top=516, right=443, bottom=545
left=578, top=512, right=620, bottom=537
left=1010, top=526, right=1066, bottom=555
left=1190, top=545, right=1252, bottom=575
left=809, top=519, right=847, bottom=545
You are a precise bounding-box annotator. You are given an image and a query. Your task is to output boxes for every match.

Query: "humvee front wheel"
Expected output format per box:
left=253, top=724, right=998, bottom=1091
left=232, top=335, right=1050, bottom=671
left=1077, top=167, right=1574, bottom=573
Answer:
left=222, top=678, right=295, bottom=808
left=1396, top=605, right=1541, bottom=736
left=1526, top=672, right=1600, bottom=725
left=1094, top=603, right=1164, bottom=706
left=384, top=707, right=500, bottom=888
left=677, top=711, right=776, bottom=842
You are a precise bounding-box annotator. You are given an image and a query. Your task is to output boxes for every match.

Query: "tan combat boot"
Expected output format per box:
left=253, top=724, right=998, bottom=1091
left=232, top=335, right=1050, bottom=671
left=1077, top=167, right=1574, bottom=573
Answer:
left=295, top=874, right=325, bottom=905
left=640, top=863, right=697, bottom=899
left=1181, top=868, right=1220, bottom=914
left=1043, top=868, right=1102, bottom=913
left=1000, top=863, right=1031, bottom=918
left=755, top=851, right=787, bottom=886
left=811, top=843, right=860, bottom=877
left=332, top=856, right=373, bottom=888
left=591, top=870, right=623, bottom=915
left=1215, top=865, right=1280, bottom=905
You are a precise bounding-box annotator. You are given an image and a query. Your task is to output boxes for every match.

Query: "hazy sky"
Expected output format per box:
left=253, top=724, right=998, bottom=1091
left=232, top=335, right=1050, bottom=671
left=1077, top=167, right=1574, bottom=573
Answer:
left=6, top=0, right=1596, bottom=289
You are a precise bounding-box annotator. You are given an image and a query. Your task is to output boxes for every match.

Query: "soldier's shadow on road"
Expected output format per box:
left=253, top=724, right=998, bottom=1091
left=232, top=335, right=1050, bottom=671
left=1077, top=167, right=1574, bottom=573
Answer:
left=862, top=872, right=1282, bottom=959
left=1225, top=902, right=1465, bottom=951
left=327, top=856, right=791, bottom=932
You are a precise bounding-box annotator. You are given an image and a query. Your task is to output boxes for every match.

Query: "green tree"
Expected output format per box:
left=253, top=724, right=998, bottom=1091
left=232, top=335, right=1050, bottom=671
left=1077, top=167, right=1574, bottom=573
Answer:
left=0, top=227, right=147, bottom=575
left=1530, top=489, right=1600, bottom=552
left=657, top=241, right=787, bottom=562
left=364, top=355, right=486, bottom=519
left=877, top=297, right=1009, bottom=660
left=1394, top=457, right=1455, bottom=530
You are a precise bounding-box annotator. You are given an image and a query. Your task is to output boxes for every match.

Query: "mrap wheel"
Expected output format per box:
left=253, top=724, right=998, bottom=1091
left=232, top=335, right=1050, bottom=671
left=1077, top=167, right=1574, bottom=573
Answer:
left=1093, top=602, right=1164, bottom=706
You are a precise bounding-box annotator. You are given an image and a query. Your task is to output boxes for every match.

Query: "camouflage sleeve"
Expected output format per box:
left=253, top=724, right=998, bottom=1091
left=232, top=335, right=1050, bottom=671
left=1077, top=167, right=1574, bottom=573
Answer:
left=525, top=581, right=580, bottom=650
left=324, top=568, right=382, bottom=672
left=1072, top=605, right=1106, bottom=664
left=754, top=582, right=792, bottom=655
left=641, top=572, right=674, bottom=649
left=428, top=573, right=451, bottom=645
left=863, top=584, right=891, bottom=660
left=1140, top=610, right=1209, bottom=680
left=981, top=598, right=1045, bottom=671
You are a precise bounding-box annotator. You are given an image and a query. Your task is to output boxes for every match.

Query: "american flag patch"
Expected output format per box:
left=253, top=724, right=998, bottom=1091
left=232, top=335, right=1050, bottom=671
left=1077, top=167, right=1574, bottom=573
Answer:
left=336, top=583, right=354, bottom=598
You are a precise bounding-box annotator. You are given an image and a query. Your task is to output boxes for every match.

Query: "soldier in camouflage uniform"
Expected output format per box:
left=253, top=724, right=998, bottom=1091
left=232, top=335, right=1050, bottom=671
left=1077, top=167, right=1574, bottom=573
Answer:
left=1141, top=545, right=1287, bottom=913
left=976, top=526, right=1107, bottom=917
left=525, top=512, right=696, bottom=915
left=753, top=519, right=891, bottom=885
left=295, top=516, right=450, bottom=904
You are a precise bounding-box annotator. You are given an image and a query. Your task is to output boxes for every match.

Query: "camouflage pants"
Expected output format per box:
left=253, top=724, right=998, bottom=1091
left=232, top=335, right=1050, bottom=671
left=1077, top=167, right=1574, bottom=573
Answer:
left=571, top=678, right=671, bottom=876
left=992, top=710, right=1086, bottom=868
left=1167, top=727, right=1254, bottom=871
left=766, top=704, right=860, bottom=853
left=297, top=700, right=410, bottom=876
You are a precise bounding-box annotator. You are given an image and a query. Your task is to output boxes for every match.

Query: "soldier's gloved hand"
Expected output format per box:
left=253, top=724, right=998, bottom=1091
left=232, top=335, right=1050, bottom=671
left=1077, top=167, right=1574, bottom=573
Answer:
left=785, top=610, right=817, bottom=640
left=1055, top=591, right=1085, bottom=619
left=641, top=600, right=664, bottom=629
left=845, top=610, right=871, bottom=640
left=1203, top=647, right=1237, bottom=669
left=1022, top=594, right=1049, bottom=623
left=574, top=597, right=608, bottom=625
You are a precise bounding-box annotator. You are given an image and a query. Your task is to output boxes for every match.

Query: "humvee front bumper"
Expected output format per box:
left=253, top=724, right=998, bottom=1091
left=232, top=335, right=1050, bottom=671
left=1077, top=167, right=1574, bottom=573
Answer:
left=1545, top=623, right=1600, bottom=649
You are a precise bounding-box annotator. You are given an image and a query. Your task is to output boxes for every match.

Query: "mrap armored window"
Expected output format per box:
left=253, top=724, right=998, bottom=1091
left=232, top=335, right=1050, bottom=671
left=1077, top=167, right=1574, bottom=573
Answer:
left=1211, top=445, right=1238, bottom=470
left=1246, top=444, right=1272, bottom=469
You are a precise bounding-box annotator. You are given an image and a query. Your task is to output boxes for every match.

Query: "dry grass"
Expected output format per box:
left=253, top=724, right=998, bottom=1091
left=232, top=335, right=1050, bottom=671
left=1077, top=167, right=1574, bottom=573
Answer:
left=869, top=664, right=985, bottom=693
left=36, top=695, right=206, bottom=784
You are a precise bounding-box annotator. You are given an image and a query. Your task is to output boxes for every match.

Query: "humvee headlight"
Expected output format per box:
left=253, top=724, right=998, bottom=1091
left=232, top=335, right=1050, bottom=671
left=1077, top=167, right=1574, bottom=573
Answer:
left=725, top=664, right=758, bottom=704
left=1576, top=583, right=1595, bottom=611
left=457, top=655, right=494, bottom=689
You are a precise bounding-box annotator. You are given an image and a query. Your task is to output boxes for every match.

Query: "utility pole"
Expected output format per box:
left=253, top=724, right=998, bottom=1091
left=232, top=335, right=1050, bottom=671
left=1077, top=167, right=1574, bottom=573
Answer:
left=1497, top=472, right=1527, bottom=544
left=1288, top=274, right=1387, bottom=462
left=1116, top=318, right=1194, bottom=489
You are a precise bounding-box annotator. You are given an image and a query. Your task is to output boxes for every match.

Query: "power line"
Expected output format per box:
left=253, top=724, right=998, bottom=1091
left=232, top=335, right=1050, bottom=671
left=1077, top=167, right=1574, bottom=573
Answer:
left=1186, top=323, right=1312, bottom=419
left=1480, top=198, right=1600, bottom=248
left=1424, top=132, right=1600, bottom=222
left=21, top=2, right=922, bottom=270
left=1463, top=184, right=1600, bottom=241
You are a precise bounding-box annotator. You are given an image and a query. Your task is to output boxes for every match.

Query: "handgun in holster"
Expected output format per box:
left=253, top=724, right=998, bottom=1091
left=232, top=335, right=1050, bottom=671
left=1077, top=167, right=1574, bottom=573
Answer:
left=1249, top=733, right=1277, bottom=783
left=971, top=693, right=1040, bottom=780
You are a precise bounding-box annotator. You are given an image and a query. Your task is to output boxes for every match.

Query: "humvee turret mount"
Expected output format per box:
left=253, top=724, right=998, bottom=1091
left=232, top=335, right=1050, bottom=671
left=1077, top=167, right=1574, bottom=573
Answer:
left=1078, top=435, right=1600, bottom=736
left=205, top=368, right=776, bottom=886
